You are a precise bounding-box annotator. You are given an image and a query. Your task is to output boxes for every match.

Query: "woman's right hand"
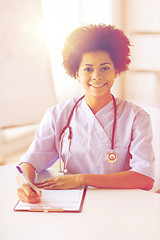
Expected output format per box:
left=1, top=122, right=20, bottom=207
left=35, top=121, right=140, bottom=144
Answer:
left=16, top=163, right=41, bottom=203
left=17, top=183, right=42, bottom=203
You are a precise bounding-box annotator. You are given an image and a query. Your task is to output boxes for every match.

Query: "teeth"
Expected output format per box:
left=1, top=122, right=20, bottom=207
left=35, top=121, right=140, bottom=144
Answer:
left=92, top=85, right=103, bottom=87
left=90, top=83, right=106, bottom=88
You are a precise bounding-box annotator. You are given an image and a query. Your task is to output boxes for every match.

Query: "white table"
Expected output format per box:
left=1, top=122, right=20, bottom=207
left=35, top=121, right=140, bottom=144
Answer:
left=1, top=163, right=160, bottom=240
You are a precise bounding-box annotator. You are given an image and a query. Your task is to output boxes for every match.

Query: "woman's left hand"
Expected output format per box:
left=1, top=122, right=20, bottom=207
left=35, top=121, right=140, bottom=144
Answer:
left=35, top=174, right=84, bottom=190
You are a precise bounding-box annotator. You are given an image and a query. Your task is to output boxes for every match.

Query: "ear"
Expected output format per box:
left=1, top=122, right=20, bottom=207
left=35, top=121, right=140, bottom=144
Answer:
left=75, top=72, right=80, bottom=82
left=115, top=70, right=119, bottom=79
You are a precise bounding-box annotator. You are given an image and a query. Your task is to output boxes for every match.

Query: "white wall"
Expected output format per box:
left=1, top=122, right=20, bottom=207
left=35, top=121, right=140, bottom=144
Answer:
left=123, top=0, right=160, bottom=189
left=123, top=0, right=160, bottom=104
left=0, top=0, right=56, bottom=128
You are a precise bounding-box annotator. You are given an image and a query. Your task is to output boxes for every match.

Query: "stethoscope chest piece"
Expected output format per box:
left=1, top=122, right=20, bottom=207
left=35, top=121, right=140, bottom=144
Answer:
left=106, top=150, right=117, bottom=164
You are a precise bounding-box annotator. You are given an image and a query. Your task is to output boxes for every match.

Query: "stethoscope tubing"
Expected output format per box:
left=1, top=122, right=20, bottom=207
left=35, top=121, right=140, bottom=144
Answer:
left=111, top=95, right=117, bottom=150
left=59, top=95, right=85, bottom=141
left=59, top=94, right=117, bottom=173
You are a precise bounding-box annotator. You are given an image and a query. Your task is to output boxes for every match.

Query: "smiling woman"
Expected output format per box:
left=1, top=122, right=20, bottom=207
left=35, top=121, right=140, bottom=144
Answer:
left=76, top=51, right=118, bottom=113
left=62, top=24, right=130, bottom=113
left=17, top=24, right=155, bottom=203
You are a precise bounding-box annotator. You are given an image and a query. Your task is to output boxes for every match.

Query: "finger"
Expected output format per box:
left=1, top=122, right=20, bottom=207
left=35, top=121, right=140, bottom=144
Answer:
left=35, top=176, right=62, bottom=186
left=43, top=184, right=59, bottom=190
left=17, top=188, right=39, bottom=203
left=35, top=181, right=56, bottom=188
left=37, top=183, right=54, bottom=188
left=35, top=181, right=46, bottom=186
left=21, top=183, right=34, bottom=196
left=17, top=188, right=41, bottom=203
left=35, top=179, right=53, bottom=186
left=43, top=182, right=66, bottom=190
left=31, top=183, right=42, bottom=197
left=20, top=184, right=41, bottom=201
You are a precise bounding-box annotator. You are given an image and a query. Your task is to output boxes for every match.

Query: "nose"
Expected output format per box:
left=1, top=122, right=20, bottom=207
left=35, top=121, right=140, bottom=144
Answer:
left=91, top=70, right=103, bottom=81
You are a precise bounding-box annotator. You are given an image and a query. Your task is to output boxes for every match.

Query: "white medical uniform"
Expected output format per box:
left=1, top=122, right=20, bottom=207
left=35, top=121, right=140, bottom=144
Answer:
left=20, top=97, right=155, bottom=179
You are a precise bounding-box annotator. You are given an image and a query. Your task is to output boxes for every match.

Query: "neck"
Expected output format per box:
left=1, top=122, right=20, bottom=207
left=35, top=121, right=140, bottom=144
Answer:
left=84, top=94, right=113, bottom=114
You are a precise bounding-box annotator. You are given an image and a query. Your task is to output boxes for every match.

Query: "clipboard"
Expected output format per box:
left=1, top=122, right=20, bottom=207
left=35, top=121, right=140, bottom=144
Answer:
left=14, top=187, right=87, bottom=213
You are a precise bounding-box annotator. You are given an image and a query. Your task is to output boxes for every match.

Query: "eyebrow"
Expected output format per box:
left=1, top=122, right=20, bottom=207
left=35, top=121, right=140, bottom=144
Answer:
left=83, top=64, right=93, bottom=66
left=83, top=62, right=111, bottom=67
left=100, top=62, right=111, bottom=66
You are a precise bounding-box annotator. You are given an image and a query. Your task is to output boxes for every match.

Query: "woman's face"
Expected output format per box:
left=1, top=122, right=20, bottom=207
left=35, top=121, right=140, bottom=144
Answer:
left=76, top=50, right=118, bottom=101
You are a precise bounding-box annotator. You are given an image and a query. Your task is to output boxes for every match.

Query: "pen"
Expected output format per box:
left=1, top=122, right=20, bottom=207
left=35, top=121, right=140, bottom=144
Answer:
left=16, top=165, right=37, bottom=193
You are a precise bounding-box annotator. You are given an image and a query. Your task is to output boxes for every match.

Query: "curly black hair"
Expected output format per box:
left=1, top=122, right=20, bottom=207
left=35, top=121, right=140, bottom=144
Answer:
left=62, top=24, right=131, bottom=78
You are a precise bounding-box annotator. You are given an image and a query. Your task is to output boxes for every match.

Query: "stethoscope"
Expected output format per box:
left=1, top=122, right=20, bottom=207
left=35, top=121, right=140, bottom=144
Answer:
left=59, top=94, right=117, bottom=174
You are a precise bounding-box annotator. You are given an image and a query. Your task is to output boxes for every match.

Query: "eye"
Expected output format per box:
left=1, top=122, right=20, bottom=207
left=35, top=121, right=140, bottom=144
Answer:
left=101, top=66, right=110, bottom=71
left=83, top=67, right=93, bottom=72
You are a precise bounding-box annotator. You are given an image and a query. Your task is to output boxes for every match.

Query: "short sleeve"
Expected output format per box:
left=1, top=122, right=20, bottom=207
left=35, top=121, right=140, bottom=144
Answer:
left=20, top=108, right=59, bottom=173
left=129, top=110, right=155, bottom=179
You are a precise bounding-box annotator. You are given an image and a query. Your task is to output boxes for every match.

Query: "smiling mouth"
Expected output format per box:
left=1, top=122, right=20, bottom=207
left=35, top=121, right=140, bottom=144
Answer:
left=89, top=83, right=108, bottom=88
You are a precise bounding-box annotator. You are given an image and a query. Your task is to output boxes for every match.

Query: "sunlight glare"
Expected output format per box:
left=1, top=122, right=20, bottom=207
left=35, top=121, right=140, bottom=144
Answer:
left=41, top=0, right=112, bottom=102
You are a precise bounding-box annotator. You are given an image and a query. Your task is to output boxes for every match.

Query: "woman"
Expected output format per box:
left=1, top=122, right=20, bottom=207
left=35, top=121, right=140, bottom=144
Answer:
left=17, top=24, right=155, bottom=203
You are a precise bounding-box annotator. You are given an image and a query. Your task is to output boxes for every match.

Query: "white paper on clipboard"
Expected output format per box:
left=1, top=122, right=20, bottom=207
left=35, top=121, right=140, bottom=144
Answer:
left=14, top=188, right=86, bottom=212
